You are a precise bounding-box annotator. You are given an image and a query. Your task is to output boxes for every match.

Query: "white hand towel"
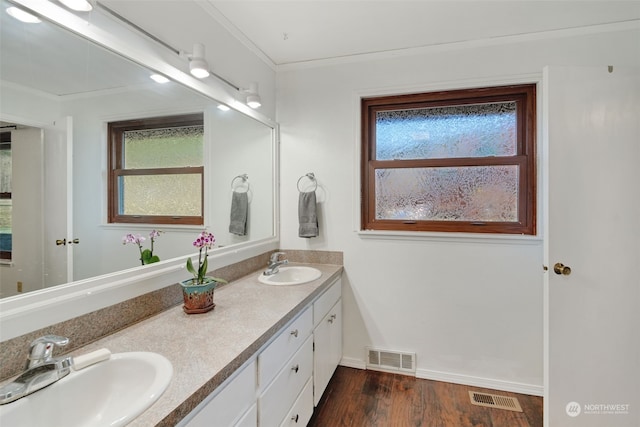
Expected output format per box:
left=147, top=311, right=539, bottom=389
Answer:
left=298, top=191, right=318, bottom=238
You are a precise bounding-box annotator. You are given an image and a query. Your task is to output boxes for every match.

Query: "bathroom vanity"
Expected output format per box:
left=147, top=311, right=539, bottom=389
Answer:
left=66, top=263, right=343, bottom=426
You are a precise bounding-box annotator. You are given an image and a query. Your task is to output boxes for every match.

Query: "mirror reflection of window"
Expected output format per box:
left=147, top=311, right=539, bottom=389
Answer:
left=0, top=131, right=11, bottom=261
left=108, top=114, right=205, bottom=225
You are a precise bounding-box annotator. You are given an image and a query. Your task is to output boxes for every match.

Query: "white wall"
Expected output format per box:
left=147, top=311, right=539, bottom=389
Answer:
left=277, top=27, right=640, bottom=394
left=209, top=107, right=275, bottom=248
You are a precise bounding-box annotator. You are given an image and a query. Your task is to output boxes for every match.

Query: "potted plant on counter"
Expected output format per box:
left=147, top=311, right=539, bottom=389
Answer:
left=180, top=231, right=228, bottom=314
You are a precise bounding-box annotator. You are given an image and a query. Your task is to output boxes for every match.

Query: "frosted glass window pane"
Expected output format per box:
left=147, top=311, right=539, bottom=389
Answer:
left=123, top=125, right=203, bottom=168
left=0, top=149, right=11, bottom=193
left=120, top=174, right=201, bottom=216
left=375, top=166, right=519, bottom=222
left=376, top=102, right=516, bottom=160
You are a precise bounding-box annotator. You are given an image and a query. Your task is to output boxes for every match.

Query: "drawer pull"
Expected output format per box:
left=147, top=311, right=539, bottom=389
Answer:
left=328, top=314, right=336, bottom=323
left=291, top=414, right=299, bottom=423
left=291, top=364, right=299, bottom=373
left=290, top=329, right=299, bottom=338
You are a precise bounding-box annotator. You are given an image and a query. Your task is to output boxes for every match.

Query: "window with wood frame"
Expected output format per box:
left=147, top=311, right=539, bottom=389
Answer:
left=108, top=113, right=205, bottom=225
left=361, top=84, right=536, bottom=235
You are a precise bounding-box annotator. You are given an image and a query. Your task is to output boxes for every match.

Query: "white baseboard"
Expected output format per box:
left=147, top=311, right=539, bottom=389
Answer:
left=339, top=356, right=366, bottom=370
left=337, top=358, right=543, bottom=397
left=416, top=368, right=543, bottom=397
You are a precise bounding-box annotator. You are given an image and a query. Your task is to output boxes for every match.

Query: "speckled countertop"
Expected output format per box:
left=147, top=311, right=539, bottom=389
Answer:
left=70, top=263, right=343, bottom=426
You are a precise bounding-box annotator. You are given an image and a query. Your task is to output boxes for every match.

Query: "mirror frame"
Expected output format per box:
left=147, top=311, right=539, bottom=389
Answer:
left=0, top=0, right=280, bottom=341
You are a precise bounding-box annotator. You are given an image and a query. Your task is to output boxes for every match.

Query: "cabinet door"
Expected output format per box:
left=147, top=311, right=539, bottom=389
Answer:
left=182, top=361, right=256, bottom=427
left=313, top=299, right=342, bottom=406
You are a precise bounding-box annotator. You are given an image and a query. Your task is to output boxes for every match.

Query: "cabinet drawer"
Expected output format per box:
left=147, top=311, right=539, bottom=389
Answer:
left=183, top=360, right=256, bottom=427
left=313, top=278, right=341, bottom=327
left=259, top=307, right=312, bottom=389
left=259, top=336, right=313, bottom=427
left=280, top=377, right=313, bottom=427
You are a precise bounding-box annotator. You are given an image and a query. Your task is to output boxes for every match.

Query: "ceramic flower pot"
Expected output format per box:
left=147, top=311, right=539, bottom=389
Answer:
left=180, top=277, right=217, bottom=314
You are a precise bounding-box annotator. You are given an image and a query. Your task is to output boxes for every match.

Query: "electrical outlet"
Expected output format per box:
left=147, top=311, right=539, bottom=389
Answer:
left=17, top=281, right=22, bottom=292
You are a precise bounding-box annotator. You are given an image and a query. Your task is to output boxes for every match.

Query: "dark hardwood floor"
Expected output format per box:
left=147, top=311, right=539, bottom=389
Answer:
left=308, top=367, right=543, bottom=427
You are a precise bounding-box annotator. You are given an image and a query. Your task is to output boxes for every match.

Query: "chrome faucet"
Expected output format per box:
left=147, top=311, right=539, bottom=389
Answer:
left=263, top=252, right=288, bottom=276
left=0, top=335, right=72, bottom=404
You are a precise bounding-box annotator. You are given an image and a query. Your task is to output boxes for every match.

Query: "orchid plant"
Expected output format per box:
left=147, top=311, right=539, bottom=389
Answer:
left=185, top=231, right=228, bottom=286
left=122, top=230, right=162, bottom=266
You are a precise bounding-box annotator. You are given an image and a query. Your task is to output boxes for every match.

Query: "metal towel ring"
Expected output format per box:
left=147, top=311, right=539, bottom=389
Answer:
left=297, top=172, right=317, bottom=192
left=231, top=174, right=250, bottom=193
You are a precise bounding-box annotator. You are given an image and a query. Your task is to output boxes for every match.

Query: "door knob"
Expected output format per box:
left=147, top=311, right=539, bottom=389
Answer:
left=553, top=263, right=571, bottom=276
left=56, top=238, right=66, bottom=246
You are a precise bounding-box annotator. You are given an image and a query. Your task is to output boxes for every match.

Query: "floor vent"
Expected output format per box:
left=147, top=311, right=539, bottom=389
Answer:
left=469, top=391, right=523, bottom=412
left=366, top=348, right=415, bottom=373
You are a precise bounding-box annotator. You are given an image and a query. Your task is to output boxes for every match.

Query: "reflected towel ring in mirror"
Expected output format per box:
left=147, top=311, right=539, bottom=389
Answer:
left=297, top=172, right=318, bottom=192
left=231, top=174, right=250, bottom=193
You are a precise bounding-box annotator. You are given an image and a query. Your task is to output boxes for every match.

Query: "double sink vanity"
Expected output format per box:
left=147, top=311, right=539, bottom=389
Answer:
left=0, top=260, right=343, bottom=426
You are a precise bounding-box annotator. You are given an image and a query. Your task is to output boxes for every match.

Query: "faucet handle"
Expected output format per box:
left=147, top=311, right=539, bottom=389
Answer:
left=269, top=252, right=286, bottom=263
left=27, top=335, right=69, bottom=368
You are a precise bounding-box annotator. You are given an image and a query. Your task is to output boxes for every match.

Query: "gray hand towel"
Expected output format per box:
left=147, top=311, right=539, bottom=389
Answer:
left=229, top=191, right=248, bottom=236
left=298, top=191, right=318, bottom=238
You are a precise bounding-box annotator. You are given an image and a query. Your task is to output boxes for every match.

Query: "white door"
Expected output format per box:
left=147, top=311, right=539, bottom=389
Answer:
left=3, top=127, right=45, bottom=294
left=43, top=116, right=72, bottom=286
left=544, top=66, right=640, bottom=426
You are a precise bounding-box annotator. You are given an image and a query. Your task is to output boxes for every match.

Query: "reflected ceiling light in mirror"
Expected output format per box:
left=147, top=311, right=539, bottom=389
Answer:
left=58, top=0, right=93, bottom=12
left=242, top=82, right=262, bottom=109
left=150, top=74, right=170, bottom=84
left=183, top=43, right=210, bottom=79
left=6, top=6, right=41, bottom=23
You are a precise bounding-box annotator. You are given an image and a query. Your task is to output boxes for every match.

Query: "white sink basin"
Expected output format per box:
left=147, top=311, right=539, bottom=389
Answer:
left=0, top=351, right=172, bottom=427
left=259, top=266, right=322, bottom=286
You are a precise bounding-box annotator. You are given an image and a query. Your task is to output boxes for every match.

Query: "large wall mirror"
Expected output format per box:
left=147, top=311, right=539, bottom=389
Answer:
left=0, top=0, right=277, bottom=303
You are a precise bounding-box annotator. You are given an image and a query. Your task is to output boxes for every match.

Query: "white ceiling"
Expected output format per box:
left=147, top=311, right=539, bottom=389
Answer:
left=208, top=0, right=640, bottom=66
left=2, top=0, right=638, bottom=98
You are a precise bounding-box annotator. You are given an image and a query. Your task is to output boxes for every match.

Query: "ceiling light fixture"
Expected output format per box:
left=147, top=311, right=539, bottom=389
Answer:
left=183, top=43, right=210, bottom=79
left=6, top=6, right=41, bottom=23
left=242, top=82, right=262, bottom=109
left=217, top=104, right=231, bottom=111
left=58, top=0, right=93, bottom=12
left=150, top=74, right=170, bottom=84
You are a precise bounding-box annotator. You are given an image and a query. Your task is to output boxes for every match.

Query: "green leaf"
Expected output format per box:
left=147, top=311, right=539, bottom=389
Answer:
left=199, top=256, right=208, bottom=278
left=186, top=257, right=197, bottom=276
left=141, top=249, right=153, bottom=264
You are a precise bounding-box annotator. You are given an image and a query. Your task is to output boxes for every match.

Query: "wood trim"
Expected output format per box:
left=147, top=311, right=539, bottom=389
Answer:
left=107, top=113, right=205, bottom=225
left=361, top=84, right=536, bottom=235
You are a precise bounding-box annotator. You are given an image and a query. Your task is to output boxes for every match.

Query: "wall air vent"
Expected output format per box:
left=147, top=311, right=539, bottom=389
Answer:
left=469, top=391, right=522, bottom=412
left=366, top=348, right=415, bottom=374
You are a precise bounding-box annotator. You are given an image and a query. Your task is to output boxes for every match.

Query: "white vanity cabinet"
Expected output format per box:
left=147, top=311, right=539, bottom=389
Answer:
left=180, top=360, right=257, bottom=427
left=312, top=279, right=343, bottom=406
left=179, top=275, right=343, bottom=427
